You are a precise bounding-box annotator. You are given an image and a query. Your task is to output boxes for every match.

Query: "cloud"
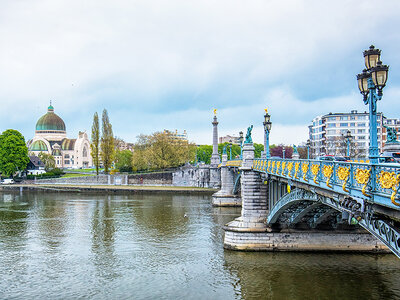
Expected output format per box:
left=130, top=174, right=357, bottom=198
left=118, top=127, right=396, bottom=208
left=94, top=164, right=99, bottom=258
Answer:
left=0, top=0, right=399, bottom=145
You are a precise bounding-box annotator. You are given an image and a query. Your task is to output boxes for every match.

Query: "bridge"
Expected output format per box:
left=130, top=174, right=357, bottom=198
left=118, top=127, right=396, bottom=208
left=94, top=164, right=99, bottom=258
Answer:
left=215, top=143, right=400, bottom=258
left=209, top=115, right=400, bottom=258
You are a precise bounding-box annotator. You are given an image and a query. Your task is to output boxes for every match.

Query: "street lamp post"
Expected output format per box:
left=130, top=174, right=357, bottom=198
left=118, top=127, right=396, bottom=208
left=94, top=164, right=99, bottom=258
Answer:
left=263, top=108, right=272, bottom=158
left=357, top=45, right=389, bottom=164
left=229, top=141, right=232, bottom=160
left=282, top=148, right=285, bottom=159
left=238, top=131, right=244, bottom=159
left=344, top=130, right=353, bottom=158
left=306, top=139, right=311, bottom=159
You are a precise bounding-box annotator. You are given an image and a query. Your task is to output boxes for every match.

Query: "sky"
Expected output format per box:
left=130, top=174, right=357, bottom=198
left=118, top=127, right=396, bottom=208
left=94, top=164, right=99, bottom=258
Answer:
left=1, top=0, right=400, bottom=146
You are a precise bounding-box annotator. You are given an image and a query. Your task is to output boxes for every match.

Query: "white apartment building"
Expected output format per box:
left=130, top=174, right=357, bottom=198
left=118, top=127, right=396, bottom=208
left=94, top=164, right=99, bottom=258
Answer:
left=309, top=110, right=398, bottom=158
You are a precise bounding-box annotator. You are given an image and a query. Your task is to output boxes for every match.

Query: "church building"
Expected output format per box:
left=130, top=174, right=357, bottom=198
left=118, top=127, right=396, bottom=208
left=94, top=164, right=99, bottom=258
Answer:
left=27, top=104, right=92, bottom=168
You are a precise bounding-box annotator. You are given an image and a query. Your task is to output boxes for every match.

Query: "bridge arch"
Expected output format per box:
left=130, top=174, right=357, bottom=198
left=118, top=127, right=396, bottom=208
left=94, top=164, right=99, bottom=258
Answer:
left=267, top=187, right=400, bottom=258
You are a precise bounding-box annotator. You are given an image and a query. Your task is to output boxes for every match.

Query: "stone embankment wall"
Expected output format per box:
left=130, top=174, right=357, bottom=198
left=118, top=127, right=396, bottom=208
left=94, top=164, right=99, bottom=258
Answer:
left=128, top=172, right=172, bottom=185
left=34, top=175, right=110, bottom=185
left=33, top=172, right=174, bottom=186
left=32, top=166, right=212, bottom=187
left=172, top=164, right=211, bottom=188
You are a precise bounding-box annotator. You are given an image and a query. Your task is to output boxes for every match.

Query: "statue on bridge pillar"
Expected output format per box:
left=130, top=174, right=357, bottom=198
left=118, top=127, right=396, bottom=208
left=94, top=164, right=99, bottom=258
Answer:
left=292, top=144, right=300, bottom=159
left=244, top=125, right=253, bottom=144
left=384, top=124, right=398, bottom=143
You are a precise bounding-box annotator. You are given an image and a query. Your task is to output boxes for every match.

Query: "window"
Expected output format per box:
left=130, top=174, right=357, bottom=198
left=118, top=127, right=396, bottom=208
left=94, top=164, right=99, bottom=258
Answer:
left=358, top=129, right=366, bottom=133
left=64, top=160, right=70, bottom=164
left=358, top=123, right=366, bottom=127
left=327, top=117, right=336, bottom=121
left=358, top=116, right=367, bottom=120
left=350, top=116, right=356, bottom=120
left=351, top=129, right=355, bottom=134
left=64, top=154, right=70, bottom=158
left=358, top=136, right=366, bottom=140
left=340, top=123, right=348, bottom=127
left=327, top=123, right=336, bottom=128
left=350, top=123, right=355, bottom=127
left=357, top=142, right=366, bottom=147
left=327, top=130, right=336, bottom=135
left=340, top=116, right=348, bottom=120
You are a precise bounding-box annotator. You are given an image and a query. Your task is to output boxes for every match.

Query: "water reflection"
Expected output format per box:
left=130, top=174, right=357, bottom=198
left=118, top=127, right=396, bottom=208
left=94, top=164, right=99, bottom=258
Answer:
left=223, top=251, right=400, bottom=299
left=0, top=191, right=399, bottom=299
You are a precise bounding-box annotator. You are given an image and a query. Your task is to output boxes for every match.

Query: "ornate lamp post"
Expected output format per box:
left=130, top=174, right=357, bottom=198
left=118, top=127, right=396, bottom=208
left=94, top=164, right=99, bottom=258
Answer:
left=263, top=108, right=272, bottom=158
left=282, top=148, right=285, bottom=159
left=357, top=45, right=389, bottom=164
left=306, top=139, right=311, bottom=159
left=238, top=131, right=244, bottom=159
left=344, top=130, right=353, bottom=157
left=229, top=141, right=232, bottom=160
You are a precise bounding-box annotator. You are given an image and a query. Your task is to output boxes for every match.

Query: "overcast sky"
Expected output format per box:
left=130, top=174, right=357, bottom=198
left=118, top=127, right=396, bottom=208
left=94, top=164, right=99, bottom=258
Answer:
left=1, top=0, right=400, bottom=145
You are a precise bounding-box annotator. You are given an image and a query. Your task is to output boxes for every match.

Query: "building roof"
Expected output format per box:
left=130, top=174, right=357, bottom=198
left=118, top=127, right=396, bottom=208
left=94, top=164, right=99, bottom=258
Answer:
left=29, top=140, right=48, bottom=151
left=61, top=138, right=76, bottom=150
left=35, top=105, right=66, bottom=132
left=28, top=155, right=45, bottom=168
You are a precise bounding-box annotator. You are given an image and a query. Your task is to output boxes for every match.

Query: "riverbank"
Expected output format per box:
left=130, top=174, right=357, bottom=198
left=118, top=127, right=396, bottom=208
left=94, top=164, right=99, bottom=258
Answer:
left=0, top=184, right=216, bottom=194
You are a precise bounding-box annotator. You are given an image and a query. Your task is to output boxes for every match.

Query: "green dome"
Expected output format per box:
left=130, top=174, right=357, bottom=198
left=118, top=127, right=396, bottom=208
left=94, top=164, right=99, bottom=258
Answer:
left=30, top=140, right=48, bottom=151
left=35, top=106, right=66, bottom=132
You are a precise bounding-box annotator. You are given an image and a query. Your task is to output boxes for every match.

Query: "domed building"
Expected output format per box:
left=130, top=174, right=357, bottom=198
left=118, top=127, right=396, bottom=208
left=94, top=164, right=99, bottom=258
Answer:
left=27, top=104, right=92, bottom=168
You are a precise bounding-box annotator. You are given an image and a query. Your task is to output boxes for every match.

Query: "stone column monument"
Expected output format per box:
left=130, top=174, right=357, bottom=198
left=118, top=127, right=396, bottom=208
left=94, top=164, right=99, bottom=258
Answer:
left=209, top=109, right=221, bottom=188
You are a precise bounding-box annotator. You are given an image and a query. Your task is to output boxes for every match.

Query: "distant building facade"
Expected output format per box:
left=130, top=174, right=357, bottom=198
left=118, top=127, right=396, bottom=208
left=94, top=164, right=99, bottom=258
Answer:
left=308, top=110, right=400, bottom=158
left=219, top=135, right=241, bottom=145
left=27, top=105, right=92, bottom=168
left=163, top=129, right=188, bottom=141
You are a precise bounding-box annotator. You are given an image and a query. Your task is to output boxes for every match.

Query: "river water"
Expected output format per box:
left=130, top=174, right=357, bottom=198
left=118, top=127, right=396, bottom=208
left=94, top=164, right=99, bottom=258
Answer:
left=0, top=192, right=399, bottom=299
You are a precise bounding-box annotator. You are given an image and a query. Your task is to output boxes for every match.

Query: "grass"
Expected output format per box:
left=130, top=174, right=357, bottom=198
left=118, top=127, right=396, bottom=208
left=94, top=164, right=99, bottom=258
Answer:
left=61, top=173, right=96, bottom=178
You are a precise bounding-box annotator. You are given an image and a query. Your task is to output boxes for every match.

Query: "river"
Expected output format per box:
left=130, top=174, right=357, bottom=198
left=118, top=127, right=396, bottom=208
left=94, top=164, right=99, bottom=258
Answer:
left=0, top=192, right=399, bottom=299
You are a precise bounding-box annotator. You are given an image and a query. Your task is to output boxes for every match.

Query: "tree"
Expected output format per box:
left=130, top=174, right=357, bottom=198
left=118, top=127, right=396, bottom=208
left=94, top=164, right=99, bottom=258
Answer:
left=132, top=131, right=196, bottom=171
left=38, top=152, right=55, bottom=171
left=270, top=144, right=293, bottom=158
left=298, top=146, right=308, bottom=159
left=100, top=109, right=114, bottom=174
left=115, top=149, right=133, bottom=172
left=0, top=129, right=29, bottom=177
left=196, top=145, right=213, bottom=164
left=90, top=112, right=100, bottom=175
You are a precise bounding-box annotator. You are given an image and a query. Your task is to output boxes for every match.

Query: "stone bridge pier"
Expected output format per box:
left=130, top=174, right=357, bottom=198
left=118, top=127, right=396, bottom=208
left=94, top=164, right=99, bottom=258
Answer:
left=224, top=143, right=270, bottom=249
left=212, top=152, right=241, bottom=206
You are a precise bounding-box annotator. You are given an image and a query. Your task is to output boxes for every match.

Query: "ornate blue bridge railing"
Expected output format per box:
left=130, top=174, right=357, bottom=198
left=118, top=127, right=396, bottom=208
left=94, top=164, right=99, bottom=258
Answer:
left=252, top=158, right=400, bottom=210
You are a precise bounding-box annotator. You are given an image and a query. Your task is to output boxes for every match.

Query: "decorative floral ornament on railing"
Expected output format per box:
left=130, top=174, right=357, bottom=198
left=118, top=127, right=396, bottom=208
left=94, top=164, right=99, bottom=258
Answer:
left=302, top=163, right=309, bottom=182
left=276, top=161, right=281, bottom=175
left=355, top=168, right=371, bottom=197
left=267, top=161, right=271, bottom=172
left=271, top=161, right=276, bottom=174
left=311, top=164, right=320, bottom=184
left=322, top=165, right=333, bottom=188
left=287, top=162, right=293, bottom=178
left=281, top=161, right=286, bottom=176
left=377, top=171, right=400, bottom=206
left=294, top=162, right=300, bottom=179
left=337, top=166, right=350, bottom=192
